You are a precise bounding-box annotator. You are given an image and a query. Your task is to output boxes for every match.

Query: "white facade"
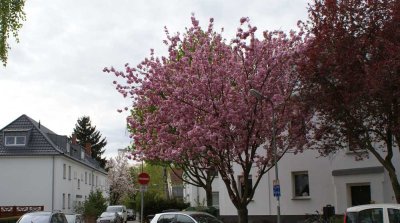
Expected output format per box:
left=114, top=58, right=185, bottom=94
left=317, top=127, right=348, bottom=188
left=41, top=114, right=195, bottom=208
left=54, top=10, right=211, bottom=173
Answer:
left=0, top=155, right=108, bottom=213
left=0, top=157, right=53, bottom=208
left=184, top=148, right=400, bottom=218
left=53, top=156, right=108, bottom=213
left=0, top=114, right=108, bottom=215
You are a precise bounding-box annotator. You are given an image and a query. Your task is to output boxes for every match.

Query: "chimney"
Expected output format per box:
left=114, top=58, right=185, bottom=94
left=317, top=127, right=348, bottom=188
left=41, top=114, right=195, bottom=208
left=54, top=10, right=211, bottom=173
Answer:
left=71, top=134, right=77, bottom=145
left=85, top=143, right=92, bottom=156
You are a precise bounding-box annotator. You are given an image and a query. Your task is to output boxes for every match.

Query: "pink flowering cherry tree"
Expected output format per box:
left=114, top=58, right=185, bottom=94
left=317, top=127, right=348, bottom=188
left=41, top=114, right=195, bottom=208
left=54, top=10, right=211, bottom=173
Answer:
left=129, top=107, right=218, bottom=207
left=105, top=17, right=308, bottom=223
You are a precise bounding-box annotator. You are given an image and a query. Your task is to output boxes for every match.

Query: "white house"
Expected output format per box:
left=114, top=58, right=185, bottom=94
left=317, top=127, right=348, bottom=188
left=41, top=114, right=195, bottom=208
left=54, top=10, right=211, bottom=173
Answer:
left=184, top=144, right=400, bottom=222
left=0, top=114, right=108, bottom=215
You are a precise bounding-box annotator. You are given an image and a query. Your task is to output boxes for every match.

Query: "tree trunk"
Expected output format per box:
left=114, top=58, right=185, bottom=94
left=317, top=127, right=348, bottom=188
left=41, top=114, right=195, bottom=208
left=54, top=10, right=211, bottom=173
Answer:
left=387, top=168, right=400, bottom=203
left=163, top=166, right=170, bottom=199
left=205, top=183, right=213, bottom=207
left=237, top=206, right=249, bottom=223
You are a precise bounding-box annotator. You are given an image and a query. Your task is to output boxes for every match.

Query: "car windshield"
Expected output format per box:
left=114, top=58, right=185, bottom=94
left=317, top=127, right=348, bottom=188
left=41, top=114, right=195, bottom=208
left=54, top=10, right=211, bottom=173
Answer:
left=18, top=214, right=50, bottom=223
left=189, top=214, right=221, bottom=223
left=65, top=215, right=75, bottom=223
left=100, top=212, right=115, bottom=218
left=106, top=207, right=122, bottom=212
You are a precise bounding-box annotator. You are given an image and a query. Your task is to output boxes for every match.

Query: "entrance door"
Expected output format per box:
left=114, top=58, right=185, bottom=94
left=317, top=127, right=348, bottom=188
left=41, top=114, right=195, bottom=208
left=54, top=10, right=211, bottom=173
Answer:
left=351, top=185, right=371, bottom=206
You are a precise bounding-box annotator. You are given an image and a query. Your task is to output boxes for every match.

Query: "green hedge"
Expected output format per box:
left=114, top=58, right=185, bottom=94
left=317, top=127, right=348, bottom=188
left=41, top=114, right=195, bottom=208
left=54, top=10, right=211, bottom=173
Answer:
left=184, top=206, right=219, bottom=217
left=136, top=192, right=189, bottom=222
left=0, top=216, right=19, bottom=223
left=141, top=198, right=189, bottom=218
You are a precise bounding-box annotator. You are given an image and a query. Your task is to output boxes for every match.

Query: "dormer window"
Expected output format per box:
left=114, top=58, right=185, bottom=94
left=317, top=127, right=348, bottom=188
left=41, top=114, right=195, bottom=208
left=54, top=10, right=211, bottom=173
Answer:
left=3, top=128, right=31, bottom=147
left=5, top=136, right=26, bottom=146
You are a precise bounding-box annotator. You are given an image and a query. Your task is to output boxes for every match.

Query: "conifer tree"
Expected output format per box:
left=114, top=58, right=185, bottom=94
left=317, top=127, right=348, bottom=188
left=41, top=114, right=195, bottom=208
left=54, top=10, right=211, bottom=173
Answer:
left=73, top=116, right=107, bottom=168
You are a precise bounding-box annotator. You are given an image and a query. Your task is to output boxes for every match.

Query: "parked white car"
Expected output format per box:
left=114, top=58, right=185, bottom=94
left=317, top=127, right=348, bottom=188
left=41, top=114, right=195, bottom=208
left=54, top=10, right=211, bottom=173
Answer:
left=344, top=203, right=400, bottom=223
left=150, top=211, right=222, bottom=223
left=106, top=205, right=127, bottom=223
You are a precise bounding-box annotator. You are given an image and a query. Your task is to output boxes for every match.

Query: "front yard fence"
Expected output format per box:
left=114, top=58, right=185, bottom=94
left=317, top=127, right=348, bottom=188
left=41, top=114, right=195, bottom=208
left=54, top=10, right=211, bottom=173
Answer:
left=0, top=206, right=44, bottom=218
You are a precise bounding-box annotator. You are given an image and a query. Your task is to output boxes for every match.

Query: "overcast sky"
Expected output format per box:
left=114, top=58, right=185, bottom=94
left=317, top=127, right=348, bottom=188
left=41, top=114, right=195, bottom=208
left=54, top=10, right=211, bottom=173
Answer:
left=0, top=0, right=310, bottom=159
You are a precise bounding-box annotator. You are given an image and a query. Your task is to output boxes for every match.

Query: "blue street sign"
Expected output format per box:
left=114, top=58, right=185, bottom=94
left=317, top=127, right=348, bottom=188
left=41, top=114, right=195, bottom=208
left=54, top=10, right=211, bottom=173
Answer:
left=273, top=184, right=281, bottom=197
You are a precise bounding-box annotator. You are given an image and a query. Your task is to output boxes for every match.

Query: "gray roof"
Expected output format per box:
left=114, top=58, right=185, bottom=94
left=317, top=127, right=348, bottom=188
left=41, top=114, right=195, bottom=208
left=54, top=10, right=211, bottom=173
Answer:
left=0, top=114, right=107, bottom=174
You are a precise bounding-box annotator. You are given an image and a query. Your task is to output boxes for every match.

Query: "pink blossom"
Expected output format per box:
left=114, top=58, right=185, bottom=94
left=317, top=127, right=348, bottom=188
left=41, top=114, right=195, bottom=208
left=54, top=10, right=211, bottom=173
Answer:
left=105, top=15, right=308, bottom=214
left=240, top=17, right=249, bottom=24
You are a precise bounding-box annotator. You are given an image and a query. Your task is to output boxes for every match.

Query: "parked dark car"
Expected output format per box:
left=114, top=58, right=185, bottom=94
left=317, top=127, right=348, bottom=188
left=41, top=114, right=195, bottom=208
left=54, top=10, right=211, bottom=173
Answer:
left=96, top=212, right=122, bottom=223
left=126, top=209, right=135, bottom=221
left=17, top=211, right=68, bottom=223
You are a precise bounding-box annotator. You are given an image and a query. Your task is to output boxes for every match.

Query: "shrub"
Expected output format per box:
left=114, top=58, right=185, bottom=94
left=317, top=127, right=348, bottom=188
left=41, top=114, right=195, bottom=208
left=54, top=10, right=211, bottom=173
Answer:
left=83, top=189, right=107, bottom=223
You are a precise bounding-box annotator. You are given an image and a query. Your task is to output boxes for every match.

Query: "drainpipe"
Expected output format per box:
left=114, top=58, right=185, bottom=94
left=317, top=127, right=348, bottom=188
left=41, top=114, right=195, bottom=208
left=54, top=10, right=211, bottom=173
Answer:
left=52, top=156, right=55, bottom=210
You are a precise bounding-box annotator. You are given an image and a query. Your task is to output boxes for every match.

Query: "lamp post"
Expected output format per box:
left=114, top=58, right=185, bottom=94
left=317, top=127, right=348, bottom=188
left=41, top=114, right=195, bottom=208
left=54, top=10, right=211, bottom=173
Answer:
left=249, top=89, right=281, bottom=223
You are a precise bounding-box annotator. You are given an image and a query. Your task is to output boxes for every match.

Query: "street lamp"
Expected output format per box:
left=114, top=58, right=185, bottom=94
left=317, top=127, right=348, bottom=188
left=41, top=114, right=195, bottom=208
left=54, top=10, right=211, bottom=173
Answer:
left=249, top=88, right=281, bottom=223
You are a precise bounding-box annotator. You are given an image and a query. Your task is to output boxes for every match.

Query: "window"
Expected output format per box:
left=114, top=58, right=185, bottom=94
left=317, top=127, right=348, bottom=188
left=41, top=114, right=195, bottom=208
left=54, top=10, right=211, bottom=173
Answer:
left=68, top=194, right=71, bottom=209
left=176, top=214, right=194, bottom=223
left=157, top=214, right=175, bottom=223
left=63, top=164, right=66, bottom=179
left=96, top=176, right=98, bottom=187
left=68, top=166, right=71, bottom=180
left=92, top=174, right=95, bottom=186
left=238, top=175, right=253, bottom=198
left=52, top=213, right=67, bottom=223
left=359, top=208, right=383, bottom=223
left=293, top=171, right=309, bottom=198
left=207, top=169, right=218, bottom=178
left=212, top=192, right=219, bottom=208
left=78, top=179, right=80, bottom=189
left=62, top=193, right=65, bottom=209
left=345, top=132, right=367, bottom=154
left=74, top=171, right=77, bottom=180
left=89, top=173, right=91, bottom=185
left=190, top=214, right=220, bottom=223
left=85, top=172, right=87, bottom=184
left=389, top=208, right=400, bottom=223
left=5, top=136, right=26, bottom=146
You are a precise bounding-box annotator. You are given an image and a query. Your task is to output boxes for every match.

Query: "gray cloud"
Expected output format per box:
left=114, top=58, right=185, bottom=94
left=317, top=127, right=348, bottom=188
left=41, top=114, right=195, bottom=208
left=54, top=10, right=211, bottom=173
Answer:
left=0, top=0, right=310, bottom=158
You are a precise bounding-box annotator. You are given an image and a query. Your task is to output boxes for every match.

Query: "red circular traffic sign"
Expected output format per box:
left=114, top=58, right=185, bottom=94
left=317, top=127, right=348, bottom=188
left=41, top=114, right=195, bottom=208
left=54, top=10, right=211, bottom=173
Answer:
left=138, top=172, right=150, bottom=185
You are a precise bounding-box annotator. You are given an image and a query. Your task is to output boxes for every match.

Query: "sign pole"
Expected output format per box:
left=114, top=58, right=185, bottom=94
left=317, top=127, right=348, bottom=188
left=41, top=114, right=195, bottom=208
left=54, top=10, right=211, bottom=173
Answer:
left=140, top=188, right=144, bottom=223
left=138, top=172, right=150, bottom=223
